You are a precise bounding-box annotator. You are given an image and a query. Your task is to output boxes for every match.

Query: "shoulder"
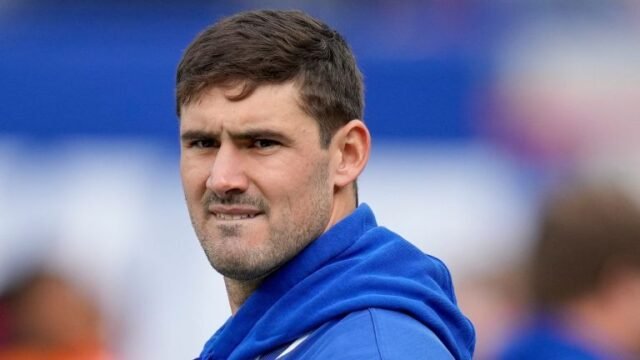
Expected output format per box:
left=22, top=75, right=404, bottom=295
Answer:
left=497, top=325, right=603, bottom=360
left=286, top=309, right=454, bottom=360
left=368, top=309, right=455, bottom=360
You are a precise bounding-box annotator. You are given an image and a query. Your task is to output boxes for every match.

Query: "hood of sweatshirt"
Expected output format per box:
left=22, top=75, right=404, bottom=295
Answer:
left=199, top=203, right=475, bottom=360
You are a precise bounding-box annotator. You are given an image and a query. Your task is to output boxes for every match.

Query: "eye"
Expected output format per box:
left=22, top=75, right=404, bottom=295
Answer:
left=252, top=139, right=280, bottom=149
left=190, top=139, right=217, bottom=148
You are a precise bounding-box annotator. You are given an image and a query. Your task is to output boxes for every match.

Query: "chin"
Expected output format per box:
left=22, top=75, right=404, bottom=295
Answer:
left=214, top=262, right=275, bottom=282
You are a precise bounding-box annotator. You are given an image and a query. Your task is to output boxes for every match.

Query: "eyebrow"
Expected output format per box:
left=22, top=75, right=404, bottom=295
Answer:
left=180, top=130, right=217, bottom=143
left=231, top=129, right=290, bottom=143
left=180, top=128, right=291, bottom=143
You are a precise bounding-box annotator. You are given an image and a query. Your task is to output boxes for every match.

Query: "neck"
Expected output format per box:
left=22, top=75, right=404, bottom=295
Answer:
left=325, top=188, right=357, bottom=229
left=224, top=277, right=263, bottom=314
left=564, top=295, right=637, bottom=357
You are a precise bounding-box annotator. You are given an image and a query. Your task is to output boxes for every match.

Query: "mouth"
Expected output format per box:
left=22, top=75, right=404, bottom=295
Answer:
left=213, top=212, right=261, bottom=220
left=208, top=205, right=263, bottom=221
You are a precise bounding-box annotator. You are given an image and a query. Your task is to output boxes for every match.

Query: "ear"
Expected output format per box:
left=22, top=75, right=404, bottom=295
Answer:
left=331, top=119, right=371, bottom=188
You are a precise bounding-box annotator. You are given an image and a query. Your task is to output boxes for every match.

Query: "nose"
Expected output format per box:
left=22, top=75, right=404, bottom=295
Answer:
left=205, top=144, right=249, bottom=197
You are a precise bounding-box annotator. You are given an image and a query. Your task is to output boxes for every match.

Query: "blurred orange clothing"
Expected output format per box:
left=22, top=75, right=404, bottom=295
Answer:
left=0, top=344, right=113, bottom=360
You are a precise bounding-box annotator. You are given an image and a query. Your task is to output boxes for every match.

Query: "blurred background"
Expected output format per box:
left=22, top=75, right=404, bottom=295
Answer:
left=2, top=1, right=640, bottom=359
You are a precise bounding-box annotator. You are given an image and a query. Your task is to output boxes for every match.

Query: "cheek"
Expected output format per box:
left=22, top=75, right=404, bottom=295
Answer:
left=180, top=162, right=208, bottom=199
left=180, top=167, right=207, bottom=216
left=278, top=162, right=317, bottom=195
left=285, top=160, right=330, bottom=205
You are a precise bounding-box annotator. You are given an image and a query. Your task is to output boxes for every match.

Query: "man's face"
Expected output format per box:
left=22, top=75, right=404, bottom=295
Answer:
left=180, top=82, right=335, bottom=281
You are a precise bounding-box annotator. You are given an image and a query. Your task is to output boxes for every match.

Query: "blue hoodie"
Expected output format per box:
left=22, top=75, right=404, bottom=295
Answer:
left=198, top=204, right=475, bottom=359
left=498, top=314, right=631, bottom=360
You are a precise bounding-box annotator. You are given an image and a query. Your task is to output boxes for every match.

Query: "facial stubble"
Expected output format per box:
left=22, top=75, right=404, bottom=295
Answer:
left=190, top=161, right=332, bottom=281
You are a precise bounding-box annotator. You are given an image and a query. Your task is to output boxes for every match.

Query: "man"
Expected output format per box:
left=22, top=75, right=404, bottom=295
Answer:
left=177, top=10, right=475, bottom=360
left=499, top=184, right=640, bottom=360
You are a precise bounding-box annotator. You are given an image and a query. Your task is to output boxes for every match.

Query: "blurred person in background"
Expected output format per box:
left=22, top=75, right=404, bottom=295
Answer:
left=0, top=270, right=113, bottom=360
left=498, top=183, right=640, bottom=360
left=177, top=9, right=474, bottom=360
left=473, top=11, right=640, bottom=358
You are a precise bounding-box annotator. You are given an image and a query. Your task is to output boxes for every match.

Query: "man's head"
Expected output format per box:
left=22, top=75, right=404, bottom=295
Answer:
left=532, top=185, right=640, bottom=308
left=176, top=10, right=370, bottom=283
left=531, top=184, right=640, bottom=352
left=176, top=9, right=364, bottom=148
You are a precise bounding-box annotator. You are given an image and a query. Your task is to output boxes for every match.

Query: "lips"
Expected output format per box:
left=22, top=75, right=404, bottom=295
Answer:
left=208, top=205, right=262, bottom=220
left=213, top=213, right=258, bottom=220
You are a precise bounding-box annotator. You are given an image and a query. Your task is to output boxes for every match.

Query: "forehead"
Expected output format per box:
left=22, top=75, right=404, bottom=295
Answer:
left=180, top=82, right=316, bottom=131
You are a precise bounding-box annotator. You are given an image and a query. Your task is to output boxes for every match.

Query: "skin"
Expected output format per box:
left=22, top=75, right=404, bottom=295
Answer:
left=180, top=81, right=370, bottom=313
left=564, top=268, right=640, bottom=356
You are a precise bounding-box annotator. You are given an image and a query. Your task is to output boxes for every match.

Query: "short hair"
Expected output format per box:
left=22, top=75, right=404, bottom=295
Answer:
left=176, top=9, right=364, bottom=148
left=532, top=184, right=640, bottom=308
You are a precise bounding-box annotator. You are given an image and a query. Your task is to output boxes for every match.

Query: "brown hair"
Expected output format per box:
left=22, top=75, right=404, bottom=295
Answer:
left=176, top=9, right=364, bottom=148
left=532, top=184, right=640, bottom=308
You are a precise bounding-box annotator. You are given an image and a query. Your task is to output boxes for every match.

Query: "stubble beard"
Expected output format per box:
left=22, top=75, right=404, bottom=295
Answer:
left=189, top=163, right=332, bottom=281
